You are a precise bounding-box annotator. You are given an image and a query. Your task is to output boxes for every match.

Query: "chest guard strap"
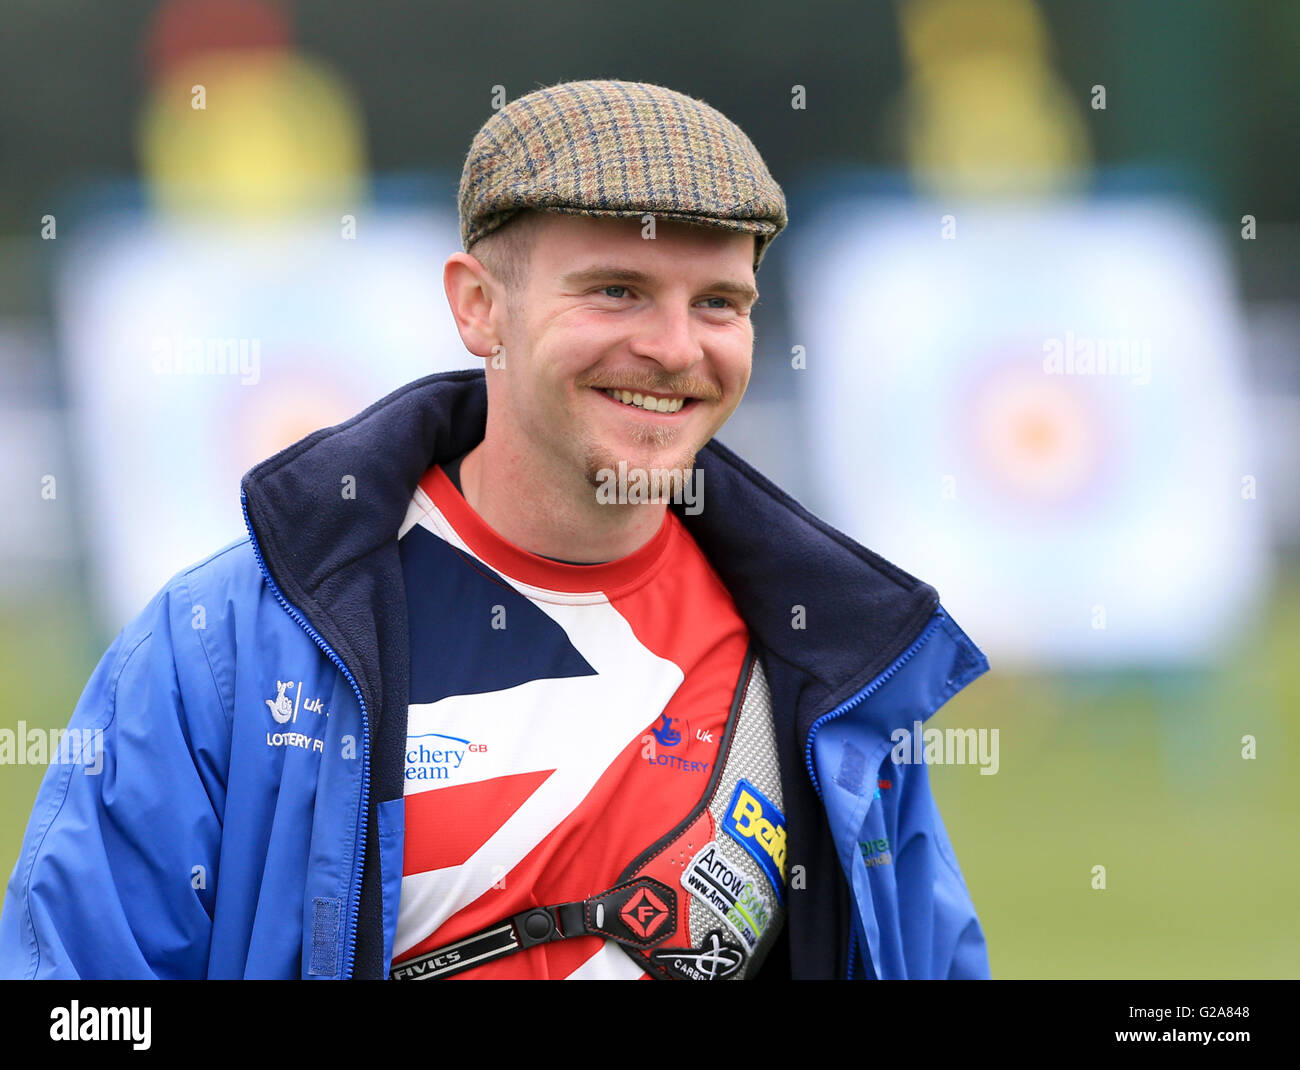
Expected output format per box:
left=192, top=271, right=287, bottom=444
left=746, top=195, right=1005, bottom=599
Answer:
left=388, top=874, right=679, bottom=980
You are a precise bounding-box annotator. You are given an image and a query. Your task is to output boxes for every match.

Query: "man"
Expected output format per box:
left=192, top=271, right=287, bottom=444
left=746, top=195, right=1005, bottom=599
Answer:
left=0, top=80, right=990, bottom=979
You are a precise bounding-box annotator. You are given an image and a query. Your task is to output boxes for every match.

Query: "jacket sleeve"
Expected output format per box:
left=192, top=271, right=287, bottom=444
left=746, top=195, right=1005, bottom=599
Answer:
left=0, top=572, right=230, bottom=979
left=891, top=748, right=991, bottom=979
left=928, top=787, right=991, bottom=979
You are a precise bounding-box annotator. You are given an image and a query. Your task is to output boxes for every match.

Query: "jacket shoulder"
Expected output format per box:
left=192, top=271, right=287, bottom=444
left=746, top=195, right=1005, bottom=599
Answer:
left=74, top=536, right=272, bottom=755
left=174, top=535, right=265, bottom=600
left=113, top=537, right=265, bottom=640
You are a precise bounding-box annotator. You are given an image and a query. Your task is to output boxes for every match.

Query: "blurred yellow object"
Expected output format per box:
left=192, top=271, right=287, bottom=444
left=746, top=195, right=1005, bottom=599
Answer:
left=898, top=0, right=1091, bottom=196
left=138, top=49, right=367, bottom=220
left=902, top=0, right=1049, bottom=73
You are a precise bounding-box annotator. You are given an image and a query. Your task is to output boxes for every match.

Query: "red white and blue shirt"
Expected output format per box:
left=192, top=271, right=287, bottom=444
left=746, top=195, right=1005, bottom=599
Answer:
left=391, top=463, right=750, bottom=979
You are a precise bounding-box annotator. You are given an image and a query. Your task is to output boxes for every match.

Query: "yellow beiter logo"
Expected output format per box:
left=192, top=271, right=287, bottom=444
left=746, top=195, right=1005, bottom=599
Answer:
left=726, top=782, right=787, bottom=884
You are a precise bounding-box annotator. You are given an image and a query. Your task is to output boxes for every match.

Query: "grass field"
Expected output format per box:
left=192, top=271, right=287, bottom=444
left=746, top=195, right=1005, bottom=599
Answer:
left=2, top=568, right=1297, bottom=978
left=931, top=565, right=1300, bottom=978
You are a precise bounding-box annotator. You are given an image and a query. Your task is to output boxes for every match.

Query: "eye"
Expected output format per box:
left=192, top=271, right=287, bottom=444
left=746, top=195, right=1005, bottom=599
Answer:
left=600, top=285, right=630, bottom=299
left=699, top=296, right=734, bottom=310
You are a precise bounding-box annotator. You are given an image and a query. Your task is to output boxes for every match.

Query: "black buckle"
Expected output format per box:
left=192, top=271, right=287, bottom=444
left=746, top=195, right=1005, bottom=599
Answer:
left=512, top=906, right=561, bottom=948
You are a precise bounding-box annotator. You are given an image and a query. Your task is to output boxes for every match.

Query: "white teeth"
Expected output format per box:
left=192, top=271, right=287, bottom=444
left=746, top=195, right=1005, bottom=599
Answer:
left=601, top=389, right=685, bottom=413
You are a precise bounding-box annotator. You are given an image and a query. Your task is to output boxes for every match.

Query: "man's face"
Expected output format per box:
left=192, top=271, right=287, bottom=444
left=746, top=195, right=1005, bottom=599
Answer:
left=486, top=213, right=758, bottom=489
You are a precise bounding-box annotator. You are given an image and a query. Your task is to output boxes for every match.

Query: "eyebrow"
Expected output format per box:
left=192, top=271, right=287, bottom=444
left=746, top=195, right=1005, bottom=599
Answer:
left=557, top=266, right=759, bottom=306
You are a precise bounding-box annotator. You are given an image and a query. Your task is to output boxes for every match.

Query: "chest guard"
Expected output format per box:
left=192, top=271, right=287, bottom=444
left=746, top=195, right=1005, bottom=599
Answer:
left=390, top=647, right=787, bottom=980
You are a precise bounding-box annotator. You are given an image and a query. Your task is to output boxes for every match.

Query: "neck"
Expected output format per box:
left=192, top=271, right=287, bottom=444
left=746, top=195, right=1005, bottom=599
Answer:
left=458, top=437, right=666, bottom=563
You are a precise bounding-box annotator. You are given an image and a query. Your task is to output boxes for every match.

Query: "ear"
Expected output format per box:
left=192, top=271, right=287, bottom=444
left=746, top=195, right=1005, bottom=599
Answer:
left=443, top=251, right=506, bottom=359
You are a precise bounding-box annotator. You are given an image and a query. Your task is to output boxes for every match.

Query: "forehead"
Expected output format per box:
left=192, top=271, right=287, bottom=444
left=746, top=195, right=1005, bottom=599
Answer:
left=527, top=213, right=756, bottom=278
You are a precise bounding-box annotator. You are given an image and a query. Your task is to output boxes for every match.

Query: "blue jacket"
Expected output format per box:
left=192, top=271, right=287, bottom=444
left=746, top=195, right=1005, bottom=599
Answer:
left=0, top=369, right=991, bottom=979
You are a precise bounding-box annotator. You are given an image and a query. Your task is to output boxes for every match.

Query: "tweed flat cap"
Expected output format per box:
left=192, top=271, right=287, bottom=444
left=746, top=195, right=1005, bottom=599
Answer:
left=459, top=79, right=787, bottom=268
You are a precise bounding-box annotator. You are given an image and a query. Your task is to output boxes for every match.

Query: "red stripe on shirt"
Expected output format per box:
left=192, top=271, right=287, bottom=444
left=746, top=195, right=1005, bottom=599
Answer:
left=403, top=769, right=554, bottom=874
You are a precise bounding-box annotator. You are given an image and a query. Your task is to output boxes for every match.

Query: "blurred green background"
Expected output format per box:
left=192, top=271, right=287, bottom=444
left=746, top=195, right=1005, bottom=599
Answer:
left=932, top=562, right=1300, bottom=978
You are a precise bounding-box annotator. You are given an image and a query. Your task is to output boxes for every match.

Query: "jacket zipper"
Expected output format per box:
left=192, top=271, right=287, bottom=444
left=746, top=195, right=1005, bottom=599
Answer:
left=802, top=610, right=946, bottom=979
left=241, top=489, right=371, bottom=979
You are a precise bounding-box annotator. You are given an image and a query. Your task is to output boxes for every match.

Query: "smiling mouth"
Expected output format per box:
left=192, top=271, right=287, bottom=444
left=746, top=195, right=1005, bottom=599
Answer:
left=598, top=388, right=690, bottom=414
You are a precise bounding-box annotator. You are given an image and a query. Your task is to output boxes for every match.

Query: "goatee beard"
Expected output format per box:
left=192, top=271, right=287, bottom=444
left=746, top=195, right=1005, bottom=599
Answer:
left=583, top=441, right=699, bottom=491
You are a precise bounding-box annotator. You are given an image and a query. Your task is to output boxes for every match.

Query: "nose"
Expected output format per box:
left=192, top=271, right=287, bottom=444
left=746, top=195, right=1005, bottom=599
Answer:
left=626, top=300, right=703, bottom=375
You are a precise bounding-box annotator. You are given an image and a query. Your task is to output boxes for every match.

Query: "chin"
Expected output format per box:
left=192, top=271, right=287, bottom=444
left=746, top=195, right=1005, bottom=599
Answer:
left=581, top=438, right=701, bottom=490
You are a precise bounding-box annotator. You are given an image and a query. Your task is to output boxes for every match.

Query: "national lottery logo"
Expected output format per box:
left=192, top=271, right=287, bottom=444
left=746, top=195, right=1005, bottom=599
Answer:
left=640, top=714, right=712, bottom=775
left=650, top=713, right=681, bottom=747
left=266, top=681, right=294, bottom=724
left=263, top=678, right=329, bottom=752
left=264, top=678, right=329, bottom=725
